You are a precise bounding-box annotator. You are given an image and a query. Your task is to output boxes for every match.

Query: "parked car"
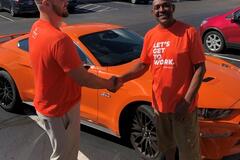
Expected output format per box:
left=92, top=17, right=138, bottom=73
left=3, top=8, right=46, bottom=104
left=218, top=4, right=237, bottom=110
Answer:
left=129, top=0, right=149, bottom=4
left=67, top=0, right=79, bottom=12
left=200, top=7, right=240, bottom=53
left=0, top=23, right=240, bottom=160
left=0, top=0, right=38, bottom=17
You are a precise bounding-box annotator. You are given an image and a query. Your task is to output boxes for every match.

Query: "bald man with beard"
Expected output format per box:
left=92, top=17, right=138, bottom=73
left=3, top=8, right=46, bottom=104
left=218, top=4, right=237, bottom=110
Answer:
left=29, top=0, right=122, bottom=159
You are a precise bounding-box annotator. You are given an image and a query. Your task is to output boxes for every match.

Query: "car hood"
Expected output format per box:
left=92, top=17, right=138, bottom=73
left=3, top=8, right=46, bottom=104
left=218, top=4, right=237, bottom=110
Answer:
left=198, top=55, right=240, bottom=109
left=107, top=55, right=240, bottom=109
left=109, top=56, right=240, bottom=110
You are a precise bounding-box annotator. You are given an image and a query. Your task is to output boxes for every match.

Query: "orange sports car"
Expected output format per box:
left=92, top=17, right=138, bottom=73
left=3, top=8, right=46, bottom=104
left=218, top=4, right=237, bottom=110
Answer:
left=0, top=23, right=239, bottom=160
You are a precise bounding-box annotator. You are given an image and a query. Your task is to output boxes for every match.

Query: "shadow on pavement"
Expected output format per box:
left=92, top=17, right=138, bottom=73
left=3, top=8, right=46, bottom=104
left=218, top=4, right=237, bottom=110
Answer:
left=9, top=102, right=37, bottom=116
left=81, top=124, right=131, bottom=148
left=221, top=48, right=240, bottom=55
left=0, top=103, right=134, bottom=159
left=9, top=103, right=130, bottom=148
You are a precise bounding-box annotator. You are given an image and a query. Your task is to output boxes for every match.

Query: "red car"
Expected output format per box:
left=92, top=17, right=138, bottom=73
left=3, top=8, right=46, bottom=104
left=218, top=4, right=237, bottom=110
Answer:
left=200, top=7, right=240, bottom=53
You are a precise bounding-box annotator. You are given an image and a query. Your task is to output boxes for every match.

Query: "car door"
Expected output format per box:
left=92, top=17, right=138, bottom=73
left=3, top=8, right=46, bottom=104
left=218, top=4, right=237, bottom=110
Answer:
left=17, top=38, right=99, bottom=122
left=74, top=44, right=98, bottom=122
left=224, top=9, right=240, bottom=45
left=78, top=28, right=144, bottom=130
left=15, top=38, right=35, bottom=100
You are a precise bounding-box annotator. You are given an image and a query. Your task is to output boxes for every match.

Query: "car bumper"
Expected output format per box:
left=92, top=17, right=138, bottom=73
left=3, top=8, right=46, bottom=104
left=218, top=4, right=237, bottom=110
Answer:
left=199, top=120, right=240, bottom=159
left=68, top=0, right=79, bottom=8
left=13, top=2, right=38, bottom=14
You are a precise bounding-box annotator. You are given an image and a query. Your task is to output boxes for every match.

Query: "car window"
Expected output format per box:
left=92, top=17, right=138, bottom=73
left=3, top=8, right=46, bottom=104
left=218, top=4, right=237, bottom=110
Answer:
left=79, top=28, right=143, bottom=66
left=74, top=43, right=93, bottom=65
left=18, top=38, right=29, bottom=52
left=17, top=38, right=92, bottom=65
left=227, top=9, right=240, bottom=19
left=235, top=9, right=240, bottom=17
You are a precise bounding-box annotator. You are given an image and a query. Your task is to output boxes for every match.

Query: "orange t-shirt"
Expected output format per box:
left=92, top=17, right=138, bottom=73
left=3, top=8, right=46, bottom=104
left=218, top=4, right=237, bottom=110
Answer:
left=29, top=19, right=82, bottom=117
left=140, top=21, right=205, bottom=113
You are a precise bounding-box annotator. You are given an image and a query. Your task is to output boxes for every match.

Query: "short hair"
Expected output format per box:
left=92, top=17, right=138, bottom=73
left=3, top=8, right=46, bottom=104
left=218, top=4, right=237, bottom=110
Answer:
left=153, top=0, right=173, bottom=3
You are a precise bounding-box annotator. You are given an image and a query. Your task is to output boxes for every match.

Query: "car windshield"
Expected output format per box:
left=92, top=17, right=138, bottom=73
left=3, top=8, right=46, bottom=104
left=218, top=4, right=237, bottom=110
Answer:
left=79, top=28, right=143, bottom=66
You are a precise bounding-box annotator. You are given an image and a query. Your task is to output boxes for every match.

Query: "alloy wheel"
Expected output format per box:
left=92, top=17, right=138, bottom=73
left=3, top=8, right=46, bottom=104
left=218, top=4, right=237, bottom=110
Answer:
left=130, top=107, right=159, bottom=159
left=204, top=31, right=224, bottom=53
left=131, top=0, right=137, bottom=4
left=0, top=76, right=14, bottom=109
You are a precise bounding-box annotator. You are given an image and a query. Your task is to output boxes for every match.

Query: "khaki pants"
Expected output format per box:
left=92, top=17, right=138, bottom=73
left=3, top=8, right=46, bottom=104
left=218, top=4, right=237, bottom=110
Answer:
left=36, top=102, right=88, bottom=160
left=154, top=110, right=201, bottom=160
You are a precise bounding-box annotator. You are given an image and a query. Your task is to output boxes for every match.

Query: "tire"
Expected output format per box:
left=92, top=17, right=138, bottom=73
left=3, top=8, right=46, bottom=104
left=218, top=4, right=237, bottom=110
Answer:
left=67, top=6, right=75, bottom=13
left=0, top=70, right=21, bottom=112
left=129, top=105, right=164, bottom=160
left=203, top=31, right=225, bottom=53
left=130, top=0, right=138, bottom=4
left=0, top=2, right=3, bottom=11
left=10, top=4, right=17, bottom=17
left=143, top=0, right=149, bottom=4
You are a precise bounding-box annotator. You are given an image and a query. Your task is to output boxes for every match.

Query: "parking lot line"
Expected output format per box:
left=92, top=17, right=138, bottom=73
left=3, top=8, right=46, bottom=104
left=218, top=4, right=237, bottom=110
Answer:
left=87, top=5, right=102, bottom=11
left=0, top=14, right=15, bottom=22
left=78, top=4, right=96, bottom=9
left=112, top=1, right=135, bottom=5
left=97, top=7, right=111, bottom=12
left=206, top=53, right=240, bottom=62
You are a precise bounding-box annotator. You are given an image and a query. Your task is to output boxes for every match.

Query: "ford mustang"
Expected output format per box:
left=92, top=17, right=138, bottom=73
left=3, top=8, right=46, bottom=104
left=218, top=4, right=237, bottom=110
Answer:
left=0, top=23, right=239, bottom=160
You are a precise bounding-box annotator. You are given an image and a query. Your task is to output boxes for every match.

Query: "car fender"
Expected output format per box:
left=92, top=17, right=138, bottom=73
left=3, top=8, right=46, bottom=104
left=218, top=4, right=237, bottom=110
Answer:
left=0, top=48, right=34, bottom=101
left=202, top=27, right=226, bottom=44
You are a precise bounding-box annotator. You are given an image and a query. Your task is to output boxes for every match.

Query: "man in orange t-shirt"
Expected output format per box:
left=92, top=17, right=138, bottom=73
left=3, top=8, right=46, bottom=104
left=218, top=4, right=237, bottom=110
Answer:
left=118, top=0, right=206, bottom=160
left=29, top=0, right=121, bottom=160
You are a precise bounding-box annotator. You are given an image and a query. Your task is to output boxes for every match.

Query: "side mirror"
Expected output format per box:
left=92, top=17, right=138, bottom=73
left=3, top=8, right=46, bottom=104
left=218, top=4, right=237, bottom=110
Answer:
left=231, top=13, right=240, bottom=23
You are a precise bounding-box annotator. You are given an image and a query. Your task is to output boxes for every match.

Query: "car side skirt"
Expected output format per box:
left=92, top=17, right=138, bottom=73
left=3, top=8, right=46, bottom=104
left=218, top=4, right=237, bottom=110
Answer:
left=81, top=119, right=120, bottom=138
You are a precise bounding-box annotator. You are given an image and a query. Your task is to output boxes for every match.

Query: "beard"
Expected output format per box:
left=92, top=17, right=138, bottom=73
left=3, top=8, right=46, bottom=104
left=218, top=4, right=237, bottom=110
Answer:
left=52, top=3, right=69, bottom=17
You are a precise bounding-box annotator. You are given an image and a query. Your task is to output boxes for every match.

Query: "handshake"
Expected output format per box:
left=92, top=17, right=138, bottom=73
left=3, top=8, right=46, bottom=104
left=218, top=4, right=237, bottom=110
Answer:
left=107, top=76, right=123, bottom=93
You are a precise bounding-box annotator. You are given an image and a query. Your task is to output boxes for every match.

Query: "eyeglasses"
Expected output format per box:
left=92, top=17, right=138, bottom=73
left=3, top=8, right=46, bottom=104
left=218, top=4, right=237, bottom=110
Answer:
left=153, top=3, right=173, bottom=10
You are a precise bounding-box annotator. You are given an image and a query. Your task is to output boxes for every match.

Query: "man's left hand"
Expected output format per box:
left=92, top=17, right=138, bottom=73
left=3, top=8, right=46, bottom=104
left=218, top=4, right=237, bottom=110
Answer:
left=175, top=99, right=191, bottom=121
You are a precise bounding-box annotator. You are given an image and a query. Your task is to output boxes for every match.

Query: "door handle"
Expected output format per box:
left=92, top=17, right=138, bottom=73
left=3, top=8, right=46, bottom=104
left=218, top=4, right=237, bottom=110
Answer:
left=100, top=92, right=111, bottom=98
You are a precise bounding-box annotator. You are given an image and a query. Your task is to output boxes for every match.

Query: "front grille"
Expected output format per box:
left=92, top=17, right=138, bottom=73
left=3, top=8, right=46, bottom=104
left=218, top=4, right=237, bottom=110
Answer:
left=17, top=4, right=38, bottom=12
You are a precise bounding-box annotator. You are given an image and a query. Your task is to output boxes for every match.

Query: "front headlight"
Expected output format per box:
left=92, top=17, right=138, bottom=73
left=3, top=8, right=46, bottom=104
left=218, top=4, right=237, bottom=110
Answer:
left=200, top=20, right=208, bottom=26
left=197, top=108, right=232, bottom=120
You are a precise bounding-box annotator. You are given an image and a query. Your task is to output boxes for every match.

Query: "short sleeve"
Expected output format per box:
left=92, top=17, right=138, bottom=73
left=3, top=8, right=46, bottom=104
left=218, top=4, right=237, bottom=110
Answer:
left=140, top=33, right=151, bottom=64
left=189, top=27, right=206, bottom=64
left=52, top=35, right=83, bottom=72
